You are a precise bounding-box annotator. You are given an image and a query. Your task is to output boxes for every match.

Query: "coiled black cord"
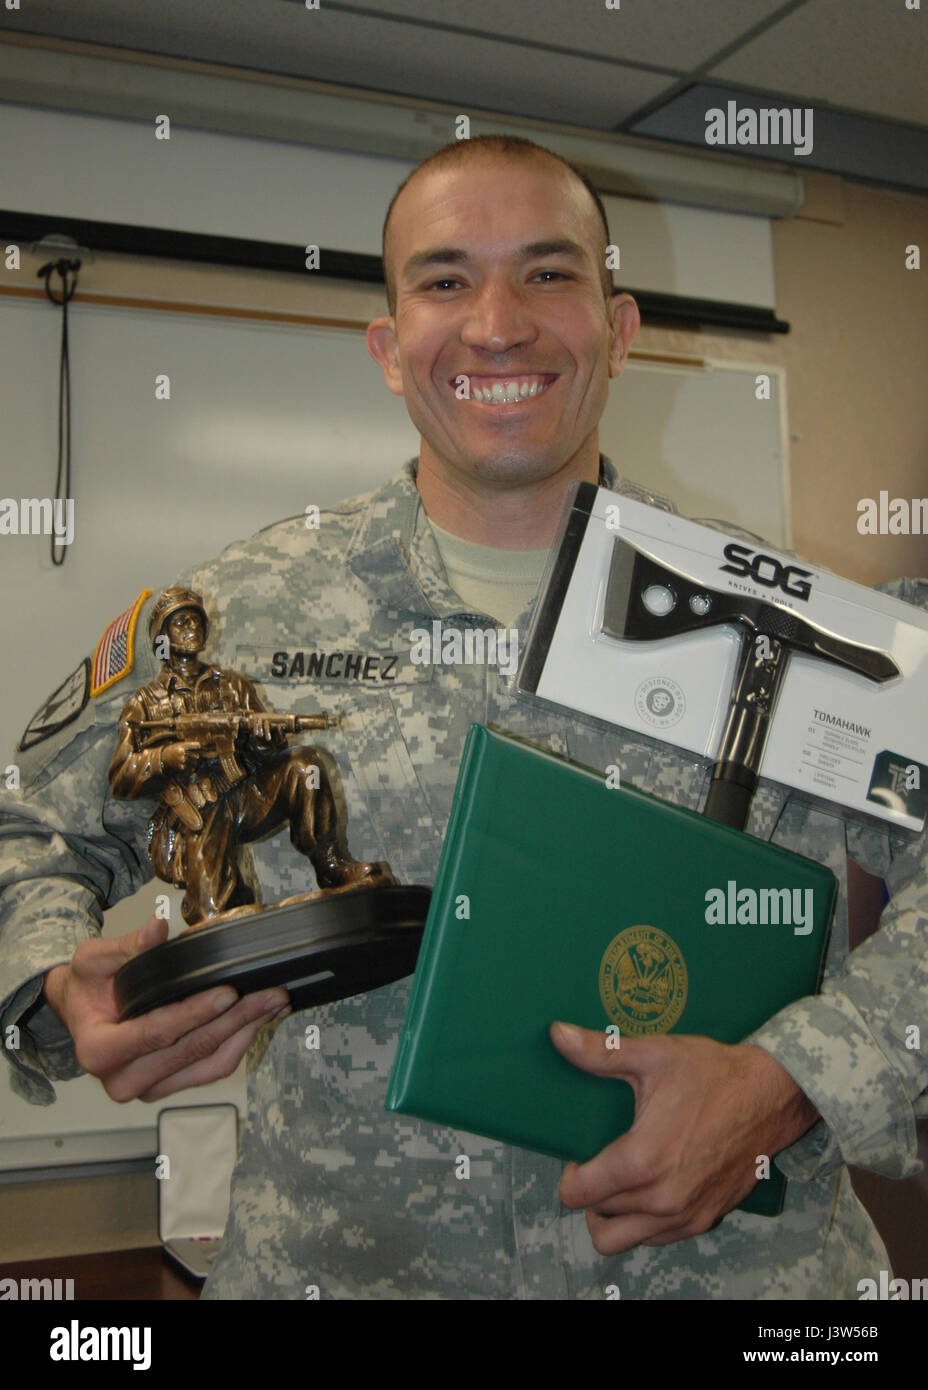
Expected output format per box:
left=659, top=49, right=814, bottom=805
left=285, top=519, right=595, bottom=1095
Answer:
left=37, top=256, right=80, bottom=566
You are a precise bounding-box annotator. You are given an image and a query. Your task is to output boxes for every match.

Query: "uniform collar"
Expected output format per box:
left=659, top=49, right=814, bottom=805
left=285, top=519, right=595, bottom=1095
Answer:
left=345, top=456, right=668, bottom=619
left=345, top=460, right=443, bottom=618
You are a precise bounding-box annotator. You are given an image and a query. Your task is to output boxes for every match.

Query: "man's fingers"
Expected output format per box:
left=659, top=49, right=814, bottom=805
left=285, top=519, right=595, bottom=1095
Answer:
left=587, top=1201, right=727, bottom=1255
left=586, top=1207, right=692, bottom=1257
left=100, top=988, right=289, bottom=1100
left=560, top=1160, right=662, bottom=1218
left=77, top=982, right=238, bottom=1077
left=138, top=1009, right=291, bottom=1101
left=133, top=915, right=171, bottom=956
left=558, top=1146, right=652, bottom=1213
left=549, top=1020, right=657, bottom=1081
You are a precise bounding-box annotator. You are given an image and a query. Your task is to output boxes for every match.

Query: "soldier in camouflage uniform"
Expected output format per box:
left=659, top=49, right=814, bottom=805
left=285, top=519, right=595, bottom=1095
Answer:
left=1, top=137, right=926, bottom=1298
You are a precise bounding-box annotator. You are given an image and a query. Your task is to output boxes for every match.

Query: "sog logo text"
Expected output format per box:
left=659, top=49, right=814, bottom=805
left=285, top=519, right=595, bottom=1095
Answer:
left=719, top=543, right=813, bottom=602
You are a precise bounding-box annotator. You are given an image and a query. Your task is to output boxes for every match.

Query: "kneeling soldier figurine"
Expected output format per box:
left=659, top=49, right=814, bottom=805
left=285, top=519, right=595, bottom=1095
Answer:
left=109, top=587, right=390, bottom=926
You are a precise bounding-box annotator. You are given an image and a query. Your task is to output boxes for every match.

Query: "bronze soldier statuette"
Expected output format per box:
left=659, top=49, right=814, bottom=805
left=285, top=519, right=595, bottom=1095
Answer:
left=109, top=588, right=428, bottom=1018
left=109, top=587, right=391, bottom=927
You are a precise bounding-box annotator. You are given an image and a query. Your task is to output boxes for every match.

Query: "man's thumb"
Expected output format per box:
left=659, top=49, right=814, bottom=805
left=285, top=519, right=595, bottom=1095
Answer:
left=549, top=1020, right=645, bottom=1079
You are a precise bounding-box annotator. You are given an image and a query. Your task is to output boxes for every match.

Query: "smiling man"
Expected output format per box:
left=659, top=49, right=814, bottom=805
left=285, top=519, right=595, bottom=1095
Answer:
left=1, top=136, right=925, bottom=1301
left=370, top=143, right=636, bottom=548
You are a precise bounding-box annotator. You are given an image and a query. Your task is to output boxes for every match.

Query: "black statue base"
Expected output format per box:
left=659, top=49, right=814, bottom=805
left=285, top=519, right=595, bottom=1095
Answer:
left=114, top=883, right=431, bottom=1021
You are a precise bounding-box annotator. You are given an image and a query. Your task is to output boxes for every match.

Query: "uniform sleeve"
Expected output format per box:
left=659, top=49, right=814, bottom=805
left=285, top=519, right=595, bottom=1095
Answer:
left=747, top=574, right=928, bottom=1181
left=746, top=827, right=927, bottom=1180
left=0, top=593, right=165, bottom=1105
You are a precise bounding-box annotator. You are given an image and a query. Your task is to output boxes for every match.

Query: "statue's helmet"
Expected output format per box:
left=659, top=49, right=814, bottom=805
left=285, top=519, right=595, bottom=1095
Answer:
left=149, top=587, right=209, bottom=652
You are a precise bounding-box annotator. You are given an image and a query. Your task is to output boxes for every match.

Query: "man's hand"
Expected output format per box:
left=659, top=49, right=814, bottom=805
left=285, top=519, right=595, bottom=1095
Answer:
left=43, top=916, right=290, bottom=1103
left=550, top=1022, right=819, bottom=1254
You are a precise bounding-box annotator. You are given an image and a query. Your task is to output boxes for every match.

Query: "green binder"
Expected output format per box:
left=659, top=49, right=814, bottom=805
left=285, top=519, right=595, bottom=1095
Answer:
left=387, top=724, right=837, bottom=1219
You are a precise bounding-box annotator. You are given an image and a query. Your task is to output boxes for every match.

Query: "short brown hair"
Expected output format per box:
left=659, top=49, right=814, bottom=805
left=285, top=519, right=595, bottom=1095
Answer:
left=381, top=134, right=614, bottom=314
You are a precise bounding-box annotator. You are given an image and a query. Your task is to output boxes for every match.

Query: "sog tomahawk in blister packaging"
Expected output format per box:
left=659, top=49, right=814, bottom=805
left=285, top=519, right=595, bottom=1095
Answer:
left=519, top=482, right=928, bottom=836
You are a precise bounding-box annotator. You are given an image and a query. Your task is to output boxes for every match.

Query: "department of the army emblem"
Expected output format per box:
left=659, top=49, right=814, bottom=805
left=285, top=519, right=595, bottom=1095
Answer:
left=599, top=925, right=688, bottom=1036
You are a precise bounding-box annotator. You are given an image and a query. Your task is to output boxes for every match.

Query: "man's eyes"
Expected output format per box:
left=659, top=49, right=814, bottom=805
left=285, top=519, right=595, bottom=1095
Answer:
left=422, top=269, right=572, bottom=291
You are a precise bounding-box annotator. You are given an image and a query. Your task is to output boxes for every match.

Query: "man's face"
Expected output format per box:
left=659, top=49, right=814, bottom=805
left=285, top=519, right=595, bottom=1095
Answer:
left=165, top=608, right=205, bottom=656
left=368, top=156, right=637, bottom=490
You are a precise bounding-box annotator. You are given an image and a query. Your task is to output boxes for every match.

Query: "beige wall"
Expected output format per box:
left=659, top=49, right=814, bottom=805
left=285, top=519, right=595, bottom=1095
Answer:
left=775, top=175, right=928, bottom=586
left=636, top=172, right=928, bottom=586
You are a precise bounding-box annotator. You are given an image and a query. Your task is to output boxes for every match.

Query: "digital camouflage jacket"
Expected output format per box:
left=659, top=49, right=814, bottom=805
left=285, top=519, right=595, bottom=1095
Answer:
left=1, top=460, right=925, bottom=1299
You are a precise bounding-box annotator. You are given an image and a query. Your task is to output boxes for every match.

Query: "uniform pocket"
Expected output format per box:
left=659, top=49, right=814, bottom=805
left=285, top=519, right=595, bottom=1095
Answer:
left=326, top=688, right=445, bottom=885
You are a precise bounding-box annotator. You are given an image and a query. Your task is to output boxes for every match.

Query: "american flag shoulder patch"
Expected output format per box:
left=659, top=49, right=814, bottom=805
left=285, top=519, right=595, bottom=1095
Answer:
left=90, top=589, right=152, bottom=697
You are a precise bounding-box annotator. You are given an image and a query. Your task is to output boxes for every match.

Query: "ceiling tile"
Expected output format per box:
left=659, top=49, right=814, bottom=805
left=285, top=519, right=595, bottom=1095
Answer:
left=0, top=1, right=670, bottom=127
left=299, top=0, right=791, bottom=71
left=254, top=19, right=669, bottom=129
left=711, top=0, right=928, bottom=127
left=2, top=0, right=922, bottom=182
left=631, top=83, right=928, bottom=195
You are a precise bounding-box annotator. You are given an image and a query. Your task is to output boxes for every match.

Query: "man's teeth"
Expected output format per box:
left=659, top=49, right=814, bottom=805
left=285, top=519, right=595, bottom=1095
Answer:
left=468, top=378, right=551, bottom=403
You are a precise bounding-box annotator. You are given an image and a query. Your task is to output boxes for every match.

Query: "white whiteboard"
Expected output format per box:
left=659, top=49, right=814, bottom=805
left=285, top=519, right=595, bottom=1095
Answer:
left=0, top=299, right=421, bottom=746
left=0, top=292, right=786, bottom=1167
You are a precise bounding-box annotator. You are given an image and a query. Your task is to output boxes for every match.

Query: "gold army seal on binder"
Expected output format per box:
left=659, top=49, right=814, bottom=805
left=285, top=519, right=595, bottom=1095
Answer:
left=599, top=925, right=688, bottom=1036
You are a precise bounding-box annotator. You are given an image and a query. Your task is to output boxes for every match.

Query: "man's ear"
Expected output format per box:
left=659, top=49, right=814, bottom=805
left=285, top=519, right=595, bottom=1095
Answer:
left=606, top=293, right=640, bottom=380
left=366, top=317, right=405, bottom=397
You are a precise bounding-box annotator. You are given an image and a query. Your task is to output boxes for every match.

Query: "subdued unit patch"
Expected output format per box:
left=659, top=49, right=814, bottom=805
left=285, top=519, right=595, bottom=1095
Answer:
left=17, top=658, right=90, bottom=751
